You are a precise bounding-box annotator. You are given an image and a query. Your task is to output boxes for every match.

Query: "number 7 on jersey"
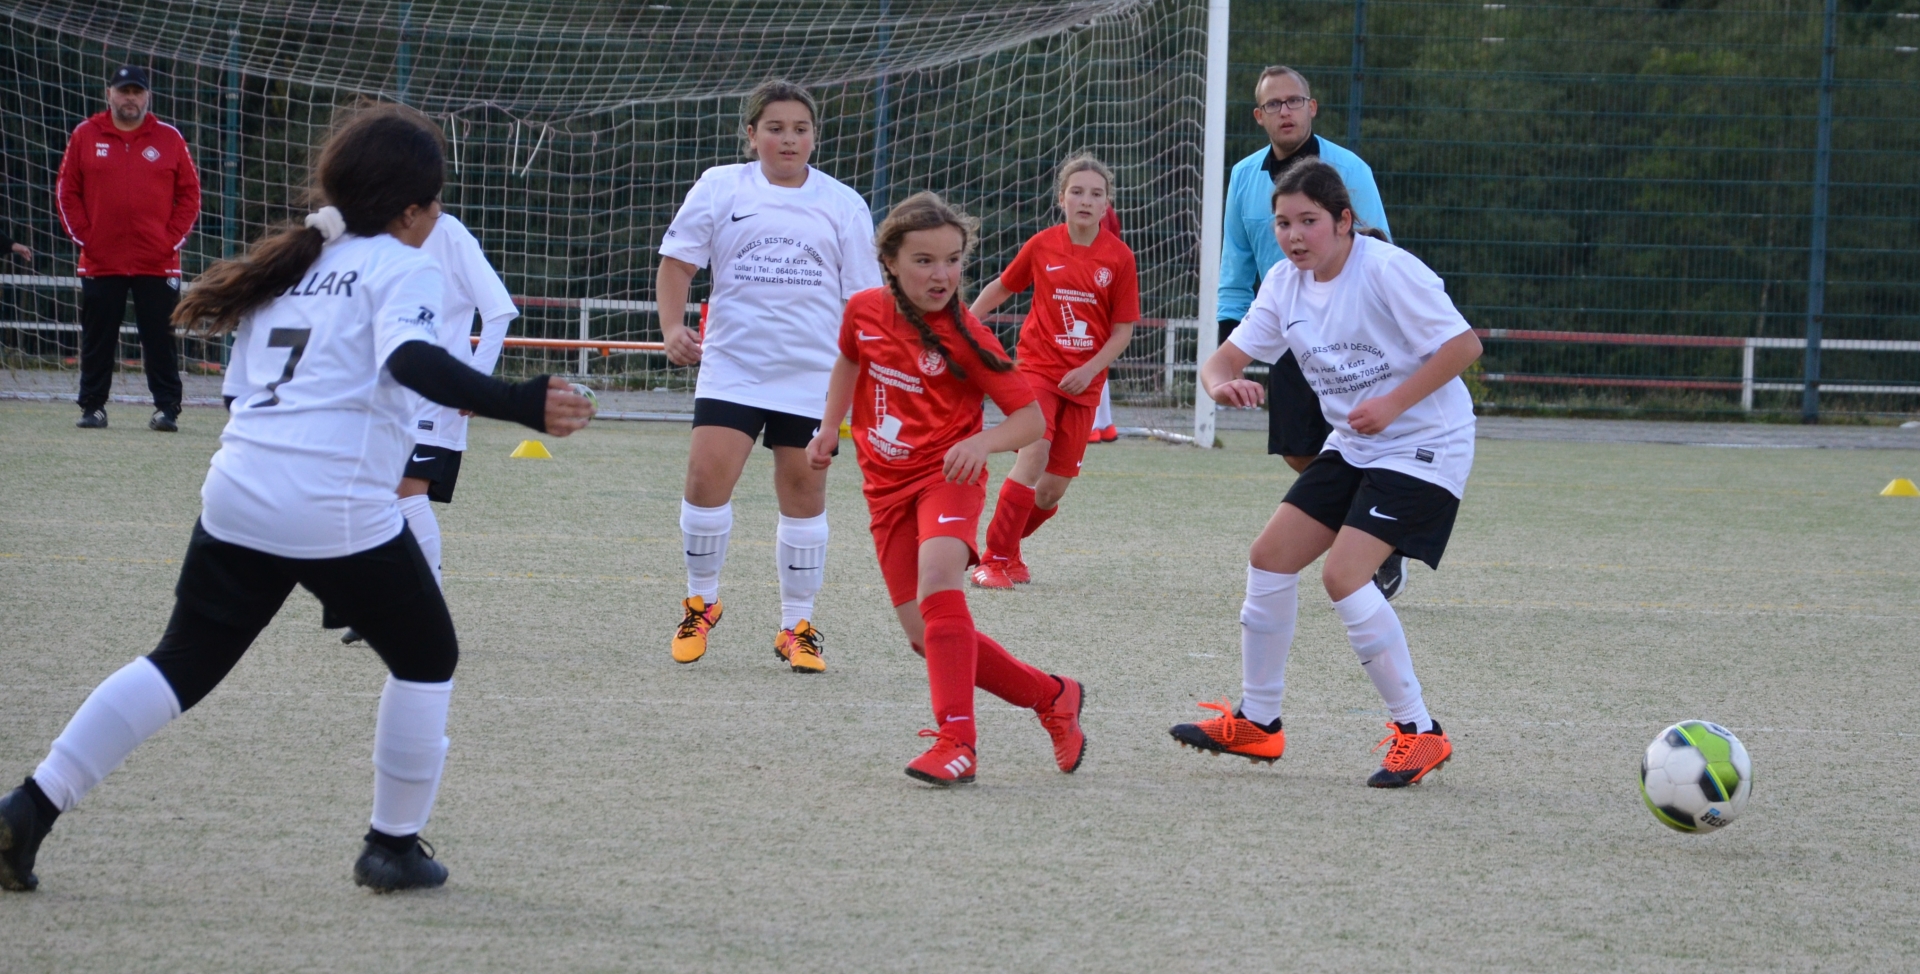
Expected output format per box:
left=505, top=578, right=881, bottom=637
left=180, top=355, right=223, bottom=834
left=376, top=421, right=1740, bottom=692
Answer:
left=253, top=327, right=313, bottom=408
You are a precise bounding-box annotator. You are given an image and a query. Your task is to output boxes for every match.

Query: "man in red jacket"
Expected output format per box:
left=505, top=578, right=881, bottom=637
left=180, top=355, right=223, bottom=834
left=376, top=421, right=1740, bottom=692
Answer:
left=57, top=65, right=201, bottom=431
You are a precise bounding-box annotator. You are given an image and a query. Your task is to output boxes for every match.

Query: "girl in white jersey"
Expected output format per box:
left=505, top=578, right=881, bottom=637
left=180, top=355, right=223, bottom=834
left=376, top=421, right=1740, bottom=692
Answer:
left=0, top=105, right=591, bottom=895
left=336, top=210, right=519, bottom=645
left=655, top=80, right=882, bottom=672
left=1167, top=160, right=1483, bottom=789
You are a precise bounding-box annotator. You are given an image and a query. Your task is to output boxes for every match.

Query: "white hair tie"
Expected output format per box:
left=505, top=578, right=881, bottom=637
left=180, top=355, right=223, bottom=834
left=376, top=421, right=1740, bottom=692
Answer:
left=304, top=205, right=346, bottom=244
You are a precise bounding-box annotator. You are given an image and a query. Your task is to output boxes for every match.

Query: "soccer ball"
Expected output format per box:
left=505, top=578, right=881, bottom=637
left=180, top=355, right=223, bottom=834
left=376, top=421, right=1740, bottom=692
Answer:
left=1640, top=720, right=1752, bottom=833
left=567, top=382, right=598, bottom=415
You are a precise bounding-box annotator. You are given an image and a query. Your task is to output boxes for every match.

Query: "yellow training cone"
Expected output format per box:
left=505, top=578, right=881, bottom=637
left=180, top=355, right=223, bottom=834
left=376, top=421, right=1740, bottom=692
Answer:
left=1880, top=478, right=1920, bottom=497
left=839, top=421, right=852, bottom=439
left=510, top=439, right=553, bottom=459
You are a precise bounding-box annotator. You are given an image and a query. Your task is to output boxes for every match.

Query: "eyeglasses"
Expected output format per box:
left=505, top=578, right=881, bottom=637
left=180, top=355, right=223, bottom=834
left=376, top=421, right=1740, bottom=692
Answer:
left=1257, top=96, right=1311, bottom=114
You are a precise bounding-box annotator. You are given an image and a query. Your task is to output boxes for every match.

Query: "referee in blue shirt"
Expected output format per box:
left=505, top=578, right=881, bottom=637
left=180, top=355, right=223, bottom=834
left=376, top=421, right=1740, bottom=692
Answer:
left=1216, top=65, right=1406, bottom=599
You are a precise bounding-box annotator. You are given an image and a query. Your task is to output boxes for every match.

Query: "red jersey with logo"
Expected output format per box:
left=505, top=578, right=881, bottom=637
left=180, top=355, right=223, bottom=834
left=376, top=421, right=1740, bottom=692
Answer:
left=56, top=112, right=202, bottom=277
left=838, top=288, right=1036, bottom=506
left=997, top=224, right=1141, bottom=405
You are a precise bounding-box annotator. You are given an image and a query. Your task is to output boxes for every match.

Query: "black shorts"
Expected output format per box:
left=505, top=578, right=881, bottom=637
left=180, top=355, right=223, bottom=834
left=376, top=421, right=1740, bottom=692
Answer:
left=150, top=521, right=459, bottom=710
left=402, top=443, right=464, bottom=503
left=692, top=397, right=822, bottom=450
left=1268, top=351, right=1334, bottom=459
left=1282, top=451, right=1460, bottom=569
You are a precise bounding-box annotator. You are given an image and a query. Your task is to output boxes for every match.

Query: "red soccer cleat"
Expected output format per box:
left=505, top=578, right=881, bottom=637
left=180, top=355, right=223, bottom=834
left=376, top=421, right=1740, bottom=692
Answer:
left=970, top=562, right=1015, bottom=589
left=1036, top=676, right=1086, bottom=772
left=906, top=727, right=977, bottom=786
left=1097, top=424, right=1119, bottom=443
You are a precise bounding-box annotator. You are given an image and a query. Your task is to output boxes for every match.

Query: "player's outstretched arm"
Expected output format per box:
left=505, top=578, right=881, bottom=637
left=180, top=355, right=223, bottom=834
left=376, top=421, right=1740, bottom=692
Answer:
left=1060, top=320, right=1135, bottom=395
left=968, top=277, right=1016, bottom=322
left=944, top=401, right=1043, bottom=483
left=386, top=340, right=592, bottom=436
left=807, top=354, right=859, bottom=470
left=1348, top=330, right=1480, bottom=435
left=656, top=256, right=702, bottom=365
left=1198, top=340, right=1265, bottom=408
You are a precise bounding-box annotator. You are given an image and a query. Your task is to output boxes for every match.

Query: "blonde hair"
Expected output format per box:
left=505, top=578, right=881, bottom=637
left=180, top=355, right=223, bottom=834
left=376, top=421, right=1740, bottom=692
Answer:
left=1053, top=152, right=1114, bottom=201
left=872, top=192, right=1011, bottom=379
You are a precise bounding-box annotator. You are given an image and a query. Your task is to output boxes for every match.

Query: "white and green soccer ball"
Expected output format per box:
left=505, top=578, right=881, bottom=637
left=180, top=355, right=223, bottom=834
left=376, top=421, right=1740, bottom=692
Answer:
left=1640, top=720, right=1752, bottom=833
left=567, top=382, right=598, bottom=415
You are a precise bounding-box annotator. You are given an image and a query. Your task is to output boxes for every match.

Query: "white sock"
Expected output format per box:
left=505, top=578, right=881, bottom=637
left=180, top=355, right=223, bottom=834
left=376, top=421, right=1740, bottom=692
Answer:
left=775, top=512, right=829, bottom=629
left=680, top=500, right=732, bottom=601
left=369, top=675, right=453, bottom=837
left=32, top=658, right=182, bottom=812
left=1332, top=584, right=1432, bottom=732
left=398, top=493, right=442, bottom=589
left=1093, top=383, right=1113, bottom=429
left=1238, top=566, right=1298, bottom=726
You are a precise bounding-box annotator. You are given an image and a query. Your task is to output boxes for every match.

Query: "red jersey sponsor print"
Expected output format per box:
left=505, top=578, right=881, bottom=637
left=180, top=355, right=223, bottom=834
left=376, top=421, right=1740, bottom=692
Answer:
left=997, top=224, right=1141, bottom=405
left=838, top=288, right=1036, bottom=504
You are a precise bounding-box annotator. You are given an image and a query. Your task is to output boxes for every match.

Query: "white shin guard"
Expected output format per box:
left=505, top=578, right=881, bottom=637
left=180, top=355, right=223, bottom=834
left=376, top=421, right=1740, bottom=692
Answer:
left=33, top=657, right=182, bottom=812
left=398, top=493, right=442, bottom=589
left=775, top=513, right=829, bottom=629
left=369, top=675, right=453, bottom=837
left=1333, top=584, right=1431, bottom=731
left=1238, top=567, right=1299, bottom=726
left=680, top=500, right=732, bottom=601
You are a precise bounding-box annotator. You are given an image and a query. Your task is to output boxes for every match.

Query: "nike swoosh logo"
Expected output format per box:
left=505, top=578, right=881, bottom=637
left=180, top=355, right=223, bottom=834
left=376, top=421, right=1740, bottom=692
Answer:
left=730, top=213, right=756, bottom=222
left=1045, top=264, right=1066, bottom=272
left=786, top=565, right=818, bottom=571
left=936, top=515, right=965, bottom=523
left=411, top=454, right=433, bottom=462
left=1368, top=506, right=1398, bottom=521
left=1285, top=319, right=1307, bottom=331
left=857, top=331, right=883, bottom=341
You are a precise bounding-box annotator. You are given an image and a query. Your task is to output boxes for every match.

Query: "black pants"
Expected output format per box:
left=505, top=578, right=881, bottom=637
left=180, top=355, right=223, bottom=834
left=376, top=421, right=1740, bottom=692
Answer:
left=78, top=275, right=183, bottom=414
left=148, top=521, right=459, bottom=711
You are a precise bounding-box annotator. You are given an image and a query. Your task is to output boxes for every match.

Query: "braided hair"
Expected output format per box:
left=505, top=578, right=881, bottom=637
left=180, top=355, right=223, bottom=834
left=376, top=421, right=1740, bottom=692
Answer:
left=873, top=192, right=1013, bottom=380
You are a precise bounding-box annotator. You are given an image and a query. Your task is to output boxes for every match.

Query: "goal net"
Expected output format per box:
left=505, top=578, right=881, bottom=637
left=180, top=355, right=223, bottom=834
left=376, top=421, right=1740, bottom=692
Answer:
left=0, top=0, right=1209, bottom=434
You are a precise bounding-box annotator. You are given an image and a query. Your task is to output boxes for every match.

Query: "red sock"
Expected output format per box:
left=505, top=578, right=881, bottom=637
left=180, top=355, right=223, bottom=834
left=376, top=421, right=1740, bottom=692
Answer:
left=984, top=479, right=1036, bottom=563
left=917, top=590, right=978, bottom=745
left=1021, top=502, right=1058, bottom=540
left=973, top=631, right=1053, bottom=710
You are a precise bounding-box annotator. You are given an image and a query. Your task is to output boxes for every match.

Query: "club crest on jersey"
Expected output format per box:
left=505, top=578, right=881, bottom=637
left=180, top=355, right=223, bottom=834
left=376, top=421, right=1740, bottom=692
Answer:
left=1094, top=266, right=1113, bottom=288
left=142, top=146, right=162, bottom=162
left=917, top=349, right=947, bottom=377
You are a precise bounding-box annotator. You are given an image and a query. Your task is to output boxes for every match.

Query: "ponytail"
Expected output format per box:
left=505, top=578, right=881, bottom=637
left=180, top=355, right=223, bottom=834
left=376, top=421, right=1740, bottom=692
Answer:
left=873, top=192, right=1014, bottom=379
left=174, top=102, right=445, bottom=335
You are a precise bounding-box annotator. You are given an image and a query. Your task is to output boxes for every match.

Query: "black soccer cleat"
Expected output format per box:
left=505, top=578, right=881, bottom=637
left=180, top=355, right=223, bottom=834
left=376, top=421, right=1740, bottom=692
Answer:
left=340, top=628, right=365, bottom=645
left=76, top=408, right=107, bottom=429
left=1373, top=554, right=1409, bottom=602
left=353, top=834, right=447, bottom=892
left=0, top=782, right=56, bottom=892
left=148, top=410, right=178, bottom=433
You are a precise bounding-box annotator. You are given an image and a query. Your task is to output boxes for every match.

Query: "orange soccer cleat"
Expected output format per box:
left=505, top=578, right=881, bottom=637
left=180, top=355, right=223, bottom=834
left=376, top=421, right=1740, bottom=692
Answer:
left=671, top=595, right=723, bottom=664
left=906, top=727, right=978, bottom=786
left=774, top=619, right=826, bottom=674
left=1367, top=721, right=1452, bottom=788
left=1168, top=698, right=1286, bottom=764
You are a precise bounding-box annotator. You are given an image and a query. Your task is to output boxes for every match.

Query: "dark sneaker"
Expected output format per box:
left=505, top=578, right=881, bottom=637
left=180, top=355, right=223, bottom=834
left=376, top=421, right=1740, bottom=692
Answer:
left=0, top=782, right=56, bottom=892
left=1374, top=554, right=1409, bottom=601
left=148, top=410, right=178, bottom=432
left=76, top=409, right=107, bottom=429
left=1367, top=721, right=1452, bottom=788
left=353, top=835, right=448, bottom=892
left=340, top=628, right=365, bottom=645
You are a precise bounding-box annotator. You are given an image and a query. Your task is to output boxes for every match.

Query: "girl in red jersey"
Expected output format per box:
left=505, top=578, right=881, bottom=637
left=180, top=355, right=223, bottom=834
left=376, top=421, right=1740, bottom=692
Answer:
left=805, top=192, right=1087, bottom=786
left=967, top=154, right=1141, bottom=588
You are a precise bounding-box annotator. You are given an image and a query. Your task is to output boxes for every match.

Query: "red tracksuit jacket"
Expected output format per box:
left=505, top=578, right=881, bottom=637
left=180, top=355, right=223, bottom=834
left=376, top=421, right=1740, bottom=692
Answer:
left=56, top=112, right=202, bottom=278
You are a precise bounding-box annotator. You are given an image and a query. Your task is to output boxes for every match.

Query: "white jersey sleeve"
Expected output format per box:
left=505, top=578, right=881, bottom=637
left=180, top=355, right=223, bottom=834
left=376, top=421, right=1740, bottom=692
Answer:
left=373, top=264, right=444, bottom=366
left=659, top=171, right=722, bottom=268
left=1223, top=265, right=1293, bottom=363
left=835, top=192, right=883, bottom=299
left=1371, top=248, right=1471, bottom=358
left=450, top=228, right=517, bottom=372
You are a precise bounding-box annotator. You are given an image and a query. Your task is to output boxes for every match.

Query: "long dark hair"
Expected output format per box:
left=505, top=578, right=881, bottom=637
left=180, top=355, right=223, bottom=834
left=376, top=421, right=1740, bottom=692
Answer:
left=174, top=102, right=446, bottom=334
left=873, top=192, right=1012, bottom=380
left=1270, top=159, right=1390, bottom=242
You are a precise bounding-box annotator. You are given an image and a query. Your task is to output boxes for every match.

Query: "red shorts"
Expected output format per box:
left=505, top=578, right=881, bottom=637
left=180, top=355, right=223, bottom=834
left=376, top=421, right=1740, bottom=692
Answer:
left=867, top=478, right=985, bottom=606
left=1027, top=377, right=1095, bottom=479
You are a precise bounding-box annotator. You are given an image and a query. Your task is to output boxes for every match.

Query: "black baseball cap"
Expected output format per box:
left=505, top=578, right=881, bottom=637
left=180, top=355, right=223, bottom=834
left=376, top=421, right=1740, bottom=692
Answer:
left=108, top=65, right=149, bottom=90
